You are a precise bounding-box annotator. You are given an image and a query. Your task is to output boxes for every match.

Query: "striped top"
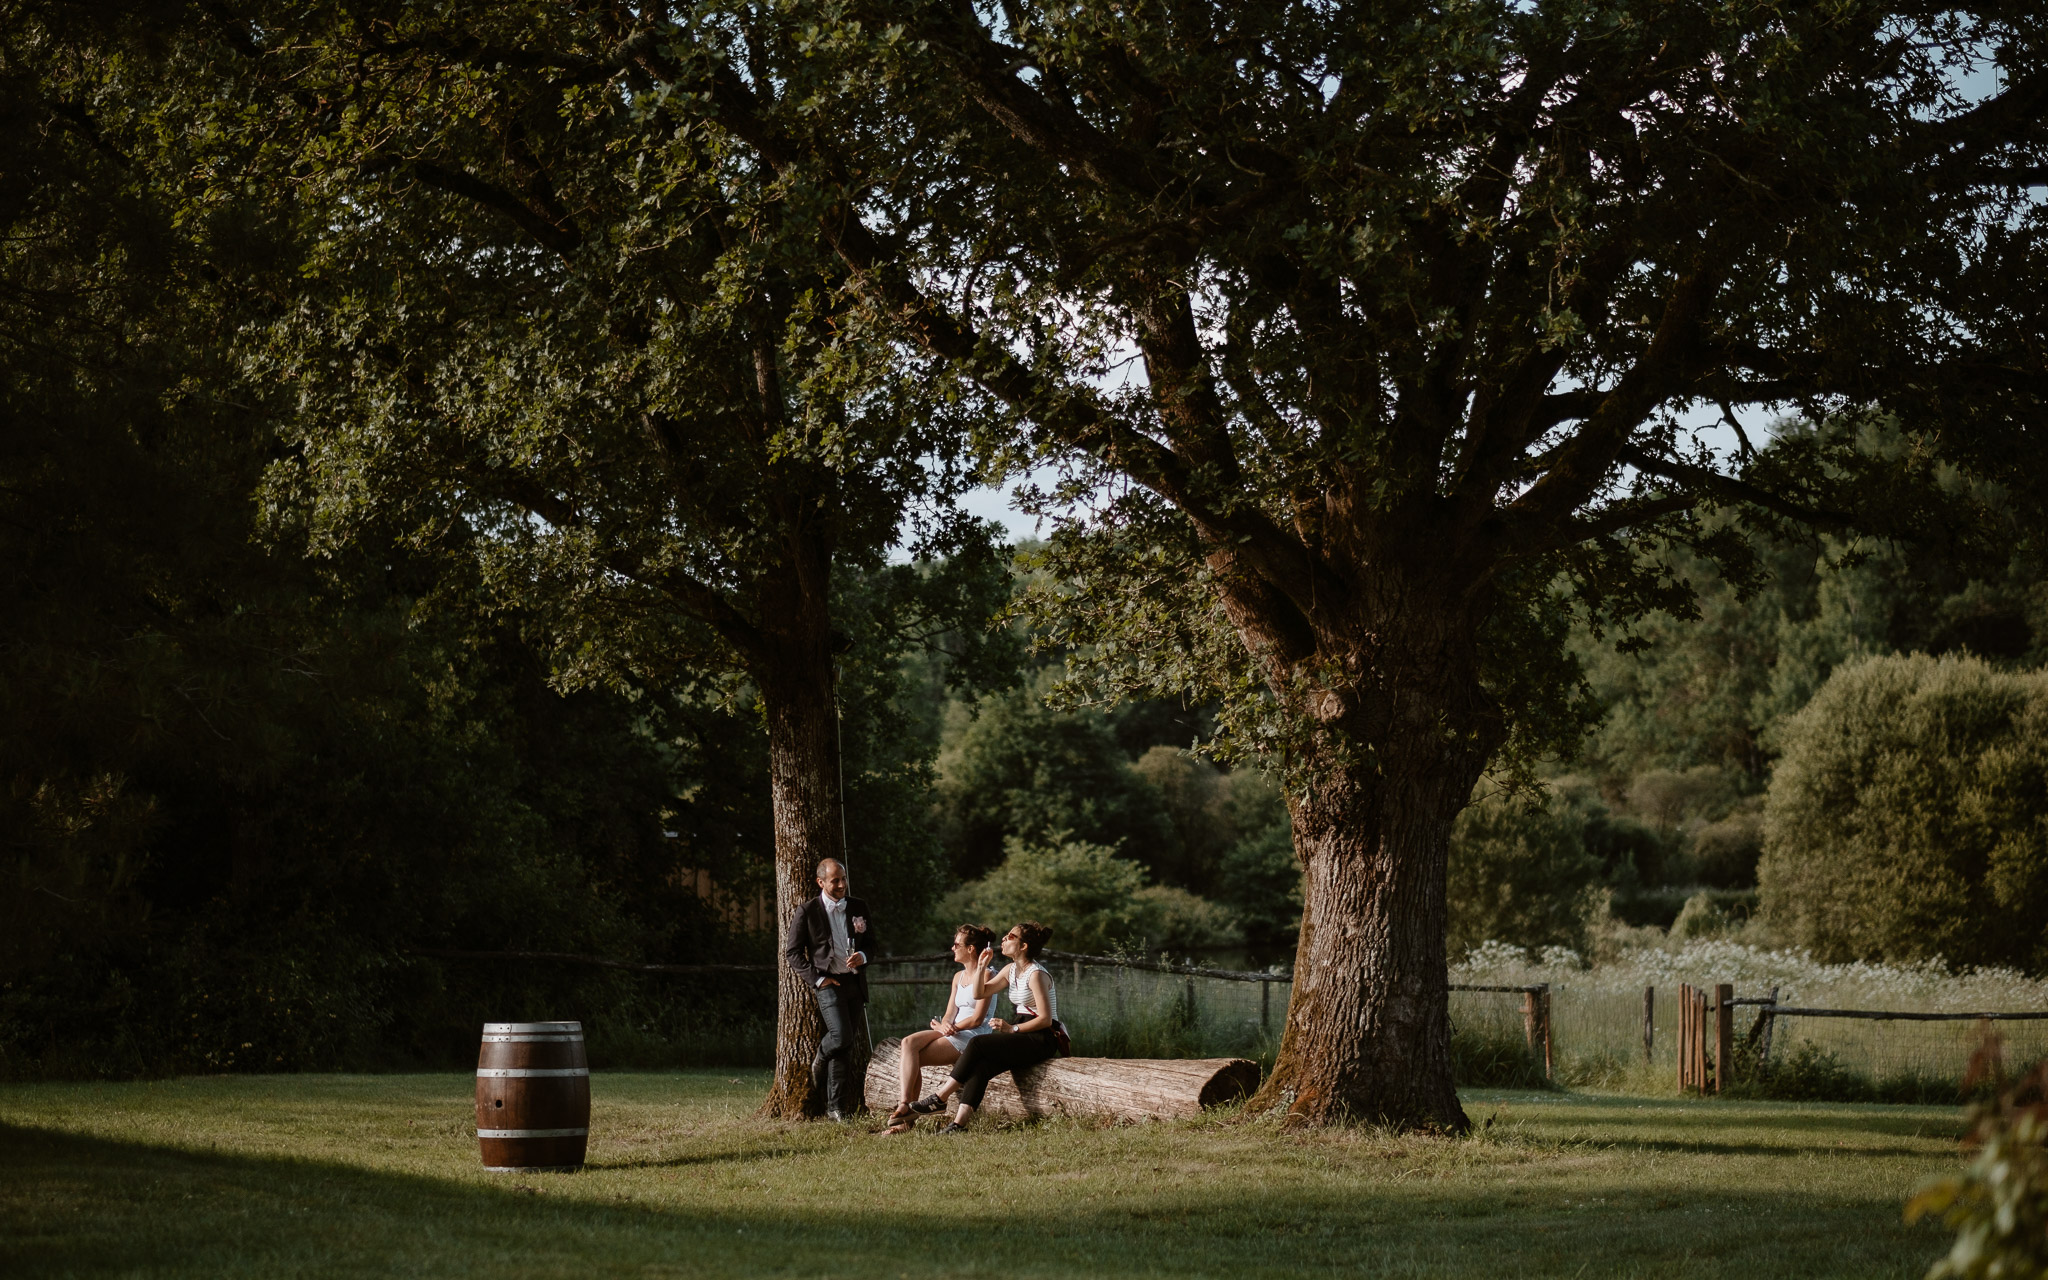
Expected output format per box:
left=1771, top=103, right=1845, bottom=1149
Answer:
left=1008, top=961, right=1057, bottom=1022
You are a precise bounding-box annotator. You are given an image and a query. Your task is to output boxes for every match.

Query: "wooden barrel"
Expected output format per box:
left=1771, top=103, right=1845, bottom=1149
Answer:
left=476, top=1020, right=589, bottom=1172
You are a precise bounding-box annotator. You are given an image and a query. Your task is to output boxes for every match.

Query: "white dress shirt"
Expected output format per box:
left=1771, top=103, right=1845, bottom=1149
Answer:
left=818, top=895, right=865, bottom=985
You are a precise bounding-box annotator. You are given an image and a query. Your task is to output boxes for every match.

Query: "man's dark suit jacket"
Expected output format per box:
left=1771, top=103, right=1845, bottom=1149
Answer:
left=783, top=894, right=877, bottom=999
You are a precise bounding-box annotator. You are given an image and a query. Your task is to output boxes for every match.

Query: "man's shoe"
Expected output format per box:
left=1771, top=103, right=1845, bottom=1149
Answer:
left=935, top=1122, right=968, bottom=1135
left=825, top=1109, right=847, bottom=1122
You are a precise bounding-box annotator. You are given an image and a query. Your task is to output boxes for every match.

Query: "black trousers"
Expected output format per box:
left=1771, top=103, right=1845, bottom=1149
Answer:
left=811, top=982, right=865, bottom=1113
left=948, top=1028, right=1059, bottom=1108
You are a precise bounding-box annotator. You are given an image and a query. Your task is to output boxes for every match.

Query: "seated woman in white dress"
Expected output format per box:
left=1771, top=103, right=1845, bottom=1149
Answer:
left=882, top=923, right=996, bottom=1134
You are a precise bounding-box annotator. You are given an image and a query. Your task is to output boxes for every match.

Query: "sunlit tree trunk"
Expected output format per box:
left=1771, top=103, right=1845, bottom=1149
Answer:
left=754, top=525, right=852, bottom=1120
left=1235, top=575, right=1503, bottom=1130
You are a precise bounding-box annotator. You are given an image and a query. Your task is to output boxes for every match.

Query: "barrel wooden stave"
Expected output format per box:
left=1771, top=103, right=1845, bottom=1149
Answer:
left=476, top=1020, right=590, bottom=1171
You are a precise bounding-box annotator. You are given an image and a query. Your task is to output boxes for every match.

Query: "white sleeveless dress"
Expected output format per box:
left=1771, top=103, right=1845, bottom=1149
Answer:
left=945, top=973, right=995, bottom=1052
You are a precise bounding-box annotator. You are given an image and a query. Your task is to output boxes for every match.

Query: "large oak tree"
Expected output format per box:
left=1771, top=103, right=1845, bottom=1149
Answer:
left=653, top=0, right=2046, bottom=1127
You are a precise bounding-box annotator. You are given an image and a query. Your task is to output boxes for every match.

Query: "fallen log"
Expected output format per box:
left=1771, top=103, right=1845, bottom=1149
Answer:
left=865, top=1038, right=1260, bottom=1123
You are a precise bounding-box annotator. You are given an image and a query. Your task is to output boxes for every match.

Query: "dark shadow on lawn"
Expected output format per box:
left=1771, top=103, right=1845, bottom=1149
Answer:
left=0, top=1121, right=1943, bottom=1280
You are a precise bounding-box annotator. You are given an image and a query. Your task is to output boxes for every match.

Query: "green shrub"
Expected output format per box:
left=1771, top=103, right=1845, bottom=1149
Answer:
left=1448, top=787, right=1604, bottom=955
left=1723, top=1040, right=1965, bottom=1106
left=1214, top=819, right=1302, bottom=949
left=1690, top=808, right=1765, bottom=888
left=1669, top=890, right=1757, bottom=940
left=934, top=680, right=1180, bottom=880
left=1758, top=654, right=2048, bottom=970
left=1134, top=884, right=1243, bottom=952
left=946, top=836, right=1238, bottom=955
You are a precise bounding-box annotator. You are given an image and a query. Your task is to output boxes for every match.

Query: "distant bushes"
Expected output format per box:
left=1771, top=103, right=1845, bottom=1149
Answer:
left=944, top=836, right=1240, bottom=955
left=1447, top=788, right=1603, bottom=956
left=1759, top=654, right=2048, bottom=972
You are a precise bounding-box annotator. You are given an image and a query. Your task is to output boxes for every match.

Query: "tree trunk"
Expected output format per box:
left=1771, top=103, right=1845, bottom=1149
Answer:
left=754, top=537, right=853, bottom=1120
left=1241, top=592, right=1501, bottom=1131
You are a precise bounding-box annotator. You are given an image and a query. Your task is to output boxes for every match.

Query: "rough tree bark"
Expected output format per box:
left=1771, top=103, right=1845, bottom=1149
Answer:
left=753, top=524, right=852, bottom=1120
left=1228, top=570, right=1503, bottom=1130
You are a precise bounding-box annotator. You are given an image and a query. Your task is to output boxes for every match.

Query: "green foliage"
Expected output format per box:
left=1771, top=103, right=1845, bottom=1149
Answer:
left=1447, top=789, right=1604, bottom=956
left=1908, top=1058, right=2048, bottom=1280
left=0, top=7, right=963, bottom=1077
left=1216, top=819, right=1305, bottom=953
left=1759, top=654, right=2048, bottom=971
left=1574, top=466, right=2045, bottom=794
left=935, top=678, right=1179, bottom=880
left=946, top=837, right=1239, bottom=956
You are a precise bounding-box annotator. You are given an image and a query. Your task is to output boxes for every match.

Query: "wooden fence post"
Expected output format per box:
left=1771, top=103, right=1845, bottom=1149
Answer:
left=1677, top=983, right=1709, bottom=1095
left=1676, top=984, right=1686, bottom=1091
left=1259, top=979, right=1271, bottom=1036
left=1540, top=984, right=1553, bottom=1080
left=1642, top=986, right=1654, bottom=1065
left=1522, top=988, right=1539, bottom=1061
left=1758, top=985, right=1779, bottom=1076
left=1715, top=983, right=1734, bottom=1094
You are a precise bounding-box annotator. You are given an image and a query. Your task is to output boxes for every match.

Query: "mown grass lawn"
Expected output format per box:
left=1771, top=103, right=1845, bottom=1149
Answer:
left=0, top=1071, right=1963, bottom=1278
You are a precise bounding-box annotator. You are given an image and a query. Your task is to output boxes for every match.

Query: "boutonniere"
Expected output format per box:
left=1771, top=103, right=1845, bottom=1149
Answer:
left=852, top=917, right=867, bottom=934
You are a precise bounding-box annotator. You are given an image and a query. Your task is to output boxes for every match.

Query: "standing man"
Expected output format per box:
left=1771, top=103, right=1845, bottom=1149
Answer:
left=783, top=858, right=875, bottom=1120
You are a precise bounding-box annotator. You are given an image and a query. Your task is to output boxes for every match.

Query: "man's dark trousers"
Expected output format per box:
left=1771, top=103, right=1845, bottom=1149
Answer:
left=811, top=981, right=863, bottom=1114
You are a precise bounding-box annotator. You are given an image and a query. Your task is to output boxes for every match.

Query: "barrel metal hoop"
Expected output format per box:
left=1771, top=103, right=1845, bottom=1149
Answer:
left=477, top=1127, right=589, bottom=1138
left=481, top=1034, right=583, bottom=1043
left=477, top=1068, right=590, bottom=1078
left=482, top=1022, right=583, bottom=1033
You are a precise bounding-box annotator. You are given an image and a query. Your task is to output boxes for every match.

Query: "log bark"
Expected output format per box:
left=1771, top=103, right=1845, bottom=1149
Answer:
left=866, top=1038, right=1259, bottom=1123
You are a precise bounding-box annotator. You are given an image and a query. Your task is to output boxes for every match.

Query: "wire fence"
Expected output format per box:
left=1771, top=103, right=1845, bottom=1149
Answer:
left=869, top=952, right=1551, bottom=1077
left=868, top=951, right=1293, bottom=1063
left=415, top=945, right=2048, bottom=1094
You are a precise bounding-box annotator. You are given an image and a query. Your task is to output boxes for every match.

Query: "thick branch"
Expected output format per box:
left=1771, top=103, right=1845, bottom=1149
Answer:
left=1613, top=445, right=1850, bottom=527
left=1506, top=249, right=1726, bottom=529
left=499, top=478, right=766, bottom=655
left=411, top=161, right=582, bottom=257
left=917, top=7, right=1171, bottom=200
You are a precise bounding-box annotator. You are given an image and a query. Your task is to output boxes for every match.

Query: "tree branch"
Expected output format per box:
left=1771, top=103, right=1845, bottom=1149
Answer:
left=1612, top=445, right=1850, bottom=527
left=410, top=160, right=582, bottom=257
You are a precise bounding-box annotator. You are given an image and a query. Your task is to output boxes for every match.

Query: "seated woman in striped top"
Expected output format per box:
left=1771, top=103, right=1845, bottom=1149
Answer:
left=896, top=920, right=1061, bottom=1134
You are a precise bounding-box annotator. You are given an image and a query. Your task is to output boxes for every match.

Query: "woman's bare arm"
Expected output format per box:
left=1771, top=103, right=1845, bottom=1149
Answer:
left=968, top=955, right=1010, bottom=998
